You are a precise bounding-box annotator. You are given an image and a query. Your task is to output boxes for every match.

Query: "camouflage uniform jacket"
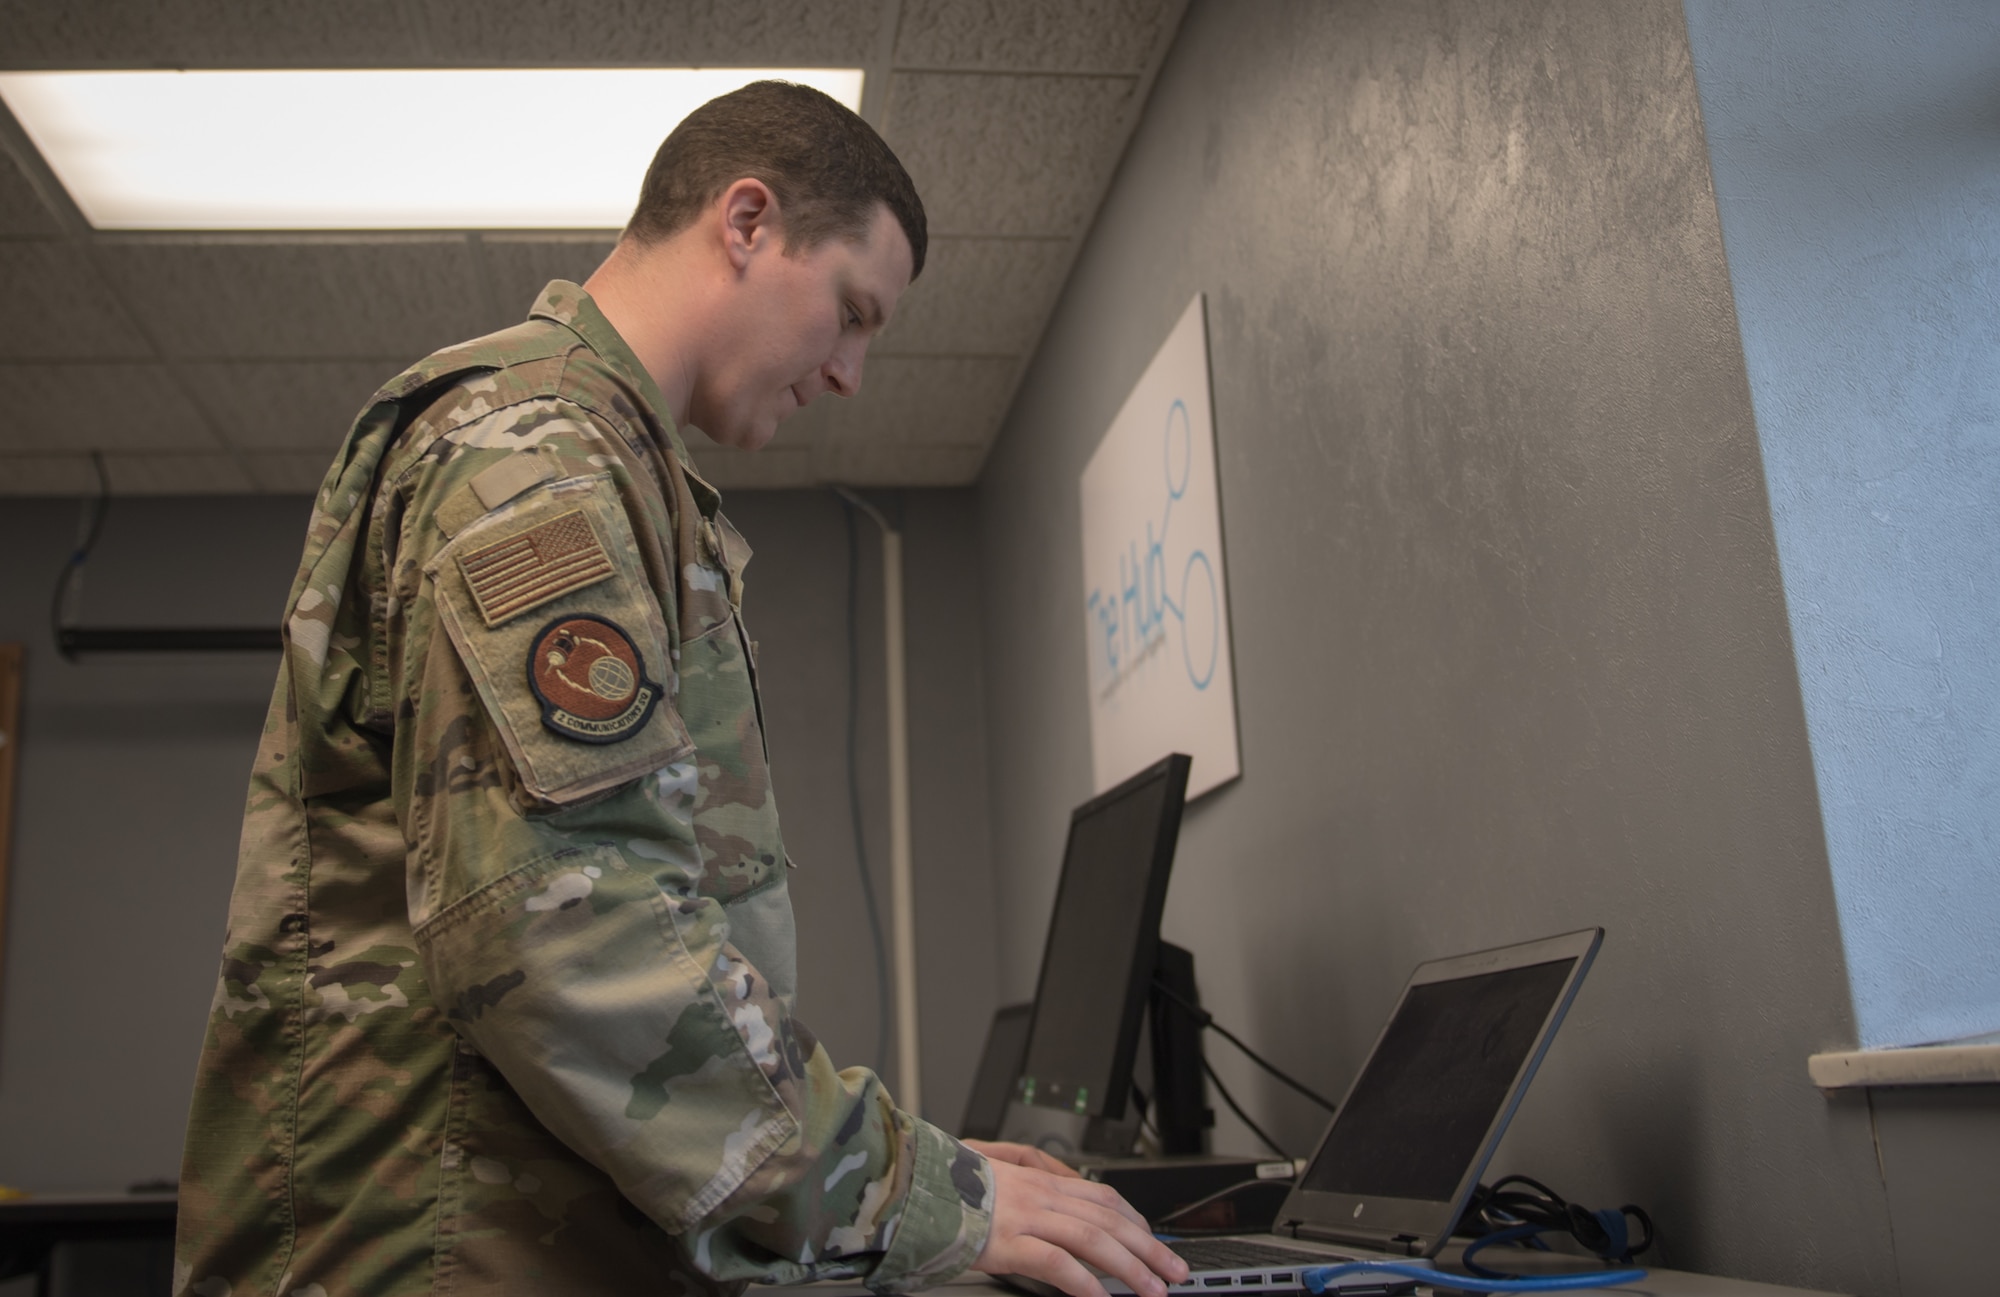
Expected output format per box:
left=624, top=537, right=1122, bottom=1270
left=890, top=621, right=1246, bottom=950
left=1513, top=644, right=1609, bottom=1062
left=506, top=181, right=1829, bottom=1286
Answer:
left=176, top=281, right=993, bottom=1297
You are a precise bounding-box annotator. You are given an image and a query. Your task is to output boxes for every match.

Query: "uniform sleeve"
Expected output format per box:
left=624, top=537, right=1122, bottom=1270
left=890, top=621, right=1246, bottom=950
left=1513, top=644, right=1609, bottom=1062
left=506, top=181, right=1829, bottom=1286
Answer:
left=386, top=411, right=991, bottom=1292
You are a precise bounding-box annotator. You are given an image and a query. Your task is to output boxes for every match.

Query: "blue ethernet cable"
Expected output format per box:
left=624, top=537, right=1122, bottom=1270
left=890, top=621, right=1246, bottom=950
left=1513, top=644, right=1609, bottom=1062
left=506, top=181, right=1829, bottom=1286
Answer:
left=1299, top=1260, right=1648, bottom=1293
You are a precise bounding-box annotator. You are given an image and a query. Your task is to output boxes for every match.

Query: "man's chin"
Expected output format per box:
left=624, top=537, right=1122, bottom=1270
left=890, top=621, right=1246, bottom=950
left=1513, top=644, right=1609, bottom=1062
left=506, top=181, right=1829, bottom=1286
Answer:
left=692, top=421, right=779, bottom=452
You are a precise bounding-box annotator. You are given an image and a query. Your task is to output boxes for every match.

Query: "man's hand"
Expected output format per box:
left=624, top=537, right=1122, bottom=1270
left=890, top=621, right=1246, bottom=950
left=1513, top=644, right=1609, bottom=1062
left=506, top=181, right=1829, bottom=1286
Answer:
left=970, top=1154, right=1189, bottom=1297
left=961, top=1138, right=1082, bottom=1177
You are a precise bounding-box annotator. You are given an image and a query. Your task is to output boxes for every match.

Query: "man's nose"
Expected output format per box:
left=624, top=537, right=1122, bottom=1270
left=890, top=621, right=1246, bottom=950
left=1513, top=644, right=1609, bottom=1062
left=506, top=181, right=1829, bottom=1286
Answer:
left=822, top=344, right=864, bottom=398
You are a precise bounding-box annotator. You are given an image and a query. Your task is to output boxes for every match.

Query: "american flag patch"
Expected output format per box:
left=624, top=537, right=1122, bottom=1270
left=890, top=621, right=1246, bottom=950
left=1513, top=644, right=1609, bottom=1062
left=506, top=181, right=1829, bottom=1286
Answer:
left=457, top=510, right=614, bottom=627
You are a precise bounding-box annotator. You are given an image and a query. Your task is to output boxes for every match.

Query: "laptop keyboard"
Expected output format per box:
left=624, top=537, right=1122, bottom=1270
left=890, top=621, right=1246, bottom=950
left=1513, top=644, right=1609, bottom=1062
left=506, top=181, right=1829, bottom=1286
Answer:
left=1166, top=1239, right=1347, bottom=1271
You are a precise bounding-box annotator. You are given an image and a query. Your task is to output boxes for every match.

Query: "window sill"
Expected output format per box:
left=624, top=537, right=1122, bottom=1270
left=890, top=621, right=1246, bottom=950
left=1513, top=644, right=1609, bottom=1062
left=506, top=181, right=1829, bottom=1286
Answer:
left=1808, top=1043, right=2000, bottom=1090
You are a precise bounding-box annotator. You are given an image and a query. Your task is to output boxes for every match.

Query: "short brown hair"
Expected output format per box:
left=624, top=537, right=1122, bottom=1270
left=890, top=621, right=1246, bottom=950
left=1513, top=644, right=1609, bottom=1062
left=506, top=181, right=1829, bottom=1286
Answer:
left=625, top=80, right=927, bottom=279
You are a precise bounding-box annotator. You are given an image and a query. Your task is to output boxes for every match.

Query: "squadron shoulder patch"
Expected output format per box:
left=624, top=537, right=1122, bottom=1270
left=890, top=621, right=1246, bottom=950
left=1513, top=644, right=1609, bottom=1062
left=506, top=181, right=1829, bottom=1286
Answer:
left=458, top=510, right=614, bottom=627
left=527, top=615, right=662, bottom=744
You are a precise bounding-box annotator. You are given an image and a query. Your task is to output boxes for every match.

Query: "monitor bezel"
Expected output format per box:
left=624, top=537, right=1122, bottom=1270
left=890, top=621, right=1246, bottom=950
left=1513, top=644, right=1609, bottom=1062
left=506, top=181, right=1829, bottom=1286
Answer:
left=1278, top=927, right=1604, bottom=1257
left=1015, top=752, right=1192, bottom=1122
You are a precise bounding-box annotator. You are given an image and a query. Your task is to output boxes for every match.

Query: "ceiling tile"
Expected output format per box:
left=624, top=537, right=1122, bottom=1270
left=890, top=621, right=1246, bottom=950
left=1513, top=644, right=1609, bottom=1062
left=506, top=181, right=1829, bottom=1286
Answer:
left=810, top=441, right=986, bottom=485
left=0, top=0, right=887, bottom=69
left=0, top=363, right=217, bottom=453
left=0, top=145, right=63, bottom=236
left=179, top=360, right=402, bottom=451
left=884, top=72, right=1138, bottom=236
left=92, top=238, right=490, bottom=361
left=0, top=0, right=419, bottom=67
left=242, top=451, right=340, bottom=494
left=879, top=236, right=1073, bottom=356
left=893, top=0, right=1177, bottom=73
left=0, top=242, right=152, bottom=358
left=480, top=235, right=619, bottom=319
left=0, top=0, right=1178, bottom=495
left=406, top=0, right=884, bottom=65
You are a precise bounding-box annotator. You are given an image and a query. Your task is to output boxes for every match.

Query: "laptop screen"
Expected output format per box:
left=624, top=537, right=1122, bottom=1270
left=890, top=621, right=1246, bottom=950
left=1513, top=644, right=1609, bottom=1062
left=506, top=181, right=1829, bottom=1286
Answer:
left=1298, top=956, right=1577, bottom=1203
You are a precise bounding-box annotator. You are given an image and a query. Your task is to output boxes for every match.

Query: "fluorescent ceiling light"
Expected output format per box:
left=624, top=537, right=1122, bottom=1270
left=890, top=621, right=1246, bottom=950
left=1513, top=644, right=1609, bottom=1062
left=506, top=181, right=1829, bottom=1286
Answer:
left=0, top=68, right=865, bottom=230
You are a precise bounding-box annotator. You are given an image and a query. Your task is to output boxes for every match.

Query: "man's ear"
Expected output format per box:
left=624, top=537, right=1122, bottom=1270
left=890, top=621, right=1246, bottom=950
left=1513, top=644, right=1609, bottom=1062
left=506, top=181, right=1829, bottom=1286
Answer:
left=718, top=178, right=782, bottom=273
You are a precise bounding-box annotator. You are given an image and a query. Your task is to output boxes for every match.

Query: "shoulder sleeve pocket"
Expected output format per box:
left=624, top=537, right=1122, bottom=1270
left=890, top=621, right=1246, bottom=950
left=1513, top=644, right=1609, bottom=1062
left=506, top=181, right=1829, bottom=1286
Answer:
left=427, top=472, right=693, bottom=805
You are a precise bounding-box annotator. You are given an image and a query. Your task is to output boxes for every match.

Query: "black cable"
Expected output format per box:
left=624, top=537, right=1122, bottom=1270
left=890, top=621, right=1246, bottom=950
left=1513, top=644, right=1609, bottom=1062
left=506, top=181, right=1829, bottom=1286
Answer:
left=1154, top=977, right=1340, bottom=1113
left=50, top=451, right=111, bottom=661
left=1459, top=1174, right=1654, bottom=1271
left=837, top=492, right=893, bottom=1078
left=1201, top=1056, right=1289, bottom=1161
left=1131, top=1081, right=1163, bottom=1147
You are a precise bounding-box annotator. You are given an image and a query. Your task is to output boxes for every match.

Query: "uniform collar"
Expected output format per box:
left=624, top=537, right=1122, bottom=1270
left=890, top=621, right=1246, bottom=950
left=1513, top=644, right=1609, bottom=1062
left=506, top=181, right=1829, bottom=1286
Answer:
left=527, top=279, right=724, bottom=518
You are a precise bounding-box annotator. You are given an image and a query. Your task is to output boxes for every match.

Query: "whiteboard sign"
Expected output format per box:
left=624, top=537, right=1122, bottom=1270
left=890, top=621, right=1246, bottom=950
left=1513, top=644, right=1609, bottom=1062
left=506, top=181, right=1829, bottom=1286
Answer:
left=1079, top=294, right=1240, bottom=800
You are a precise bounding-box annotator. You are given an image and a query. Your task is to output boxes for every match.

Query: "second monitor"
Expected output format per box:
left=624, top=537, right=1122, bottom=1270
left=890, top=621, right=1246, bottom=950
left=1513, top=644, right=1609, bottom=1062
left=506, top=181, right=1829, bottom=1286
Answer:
left=1012, top=752, right=1197, bottom=1153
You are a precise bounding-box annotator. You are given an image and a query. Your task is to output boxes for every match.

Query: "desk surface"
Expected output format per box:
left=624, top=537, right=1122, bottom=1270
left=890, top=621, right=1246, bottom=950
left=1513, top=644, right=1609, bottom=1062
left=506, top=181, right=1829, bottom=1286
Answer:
left=759, top=1260, right=1846, bottom=1297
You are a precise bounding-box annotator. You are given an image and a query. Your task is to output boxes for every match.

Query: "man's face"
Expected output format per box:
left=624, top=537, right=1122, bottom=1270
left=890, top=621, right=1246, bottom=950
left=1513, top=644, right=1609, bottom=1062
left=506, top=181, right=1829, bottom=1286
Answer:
left=691, top=202, right=914, bottom=451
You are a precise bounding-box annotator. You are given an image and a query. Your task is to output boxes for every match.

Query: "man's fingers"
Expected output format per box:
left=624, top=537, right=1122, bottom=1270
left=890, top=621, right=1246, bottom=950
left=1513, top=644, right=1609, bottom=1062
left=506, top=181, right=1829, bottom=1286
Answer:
left=1021, top=1145, right=1083, bottom=1177
left=1002, top=1183, right=1184, bottom=1296
left=1046, top=1172, right=1153, bottom=1232
left=974, top=1159, right=1189, bottom=1297
left=1027, top=1211, right=1173, bottom=1297
left=1037, top=1198, right=1186, bottom=1293
left=1006, top=1234, right=1113, bottom=1297
left=1053, top=1185, right=1186, bottom=1284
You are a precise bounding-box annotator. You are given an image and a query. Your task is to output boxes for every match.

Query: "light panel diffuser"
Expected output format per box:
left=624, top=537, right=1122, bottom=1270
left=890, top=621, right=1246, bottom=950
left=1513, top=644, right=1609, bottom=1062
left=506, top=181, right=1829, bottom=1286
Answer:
left=0, top=68, right=865, bottom=230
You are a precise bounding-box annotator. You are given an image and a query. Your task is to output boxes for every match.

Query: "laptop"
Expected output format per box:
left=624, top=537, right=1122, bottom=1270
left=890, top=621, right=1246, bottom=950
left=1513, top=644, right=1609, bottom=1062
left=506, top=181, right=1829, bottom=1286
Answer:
left=1110, top=928, right=1603, bottom=1296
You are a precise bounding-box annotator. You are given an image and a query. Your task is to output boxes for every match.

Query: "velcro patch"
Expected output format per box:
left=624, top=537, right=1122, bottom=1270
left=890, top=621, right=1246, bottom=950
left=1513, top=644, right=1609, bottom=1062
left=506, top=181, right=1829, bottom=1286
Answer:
left=457, top=510, right=613, bottom=627
left=527, top=615, right=662, bottom=744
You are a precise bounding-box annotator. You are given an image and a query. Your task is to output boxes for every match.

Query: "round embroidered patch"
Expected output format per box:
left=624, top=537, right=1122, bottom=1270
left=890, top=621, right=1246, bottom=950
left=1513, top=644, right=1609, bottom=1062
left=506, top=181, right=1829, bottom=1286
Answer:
left=527, top=614, right=662, bottom=744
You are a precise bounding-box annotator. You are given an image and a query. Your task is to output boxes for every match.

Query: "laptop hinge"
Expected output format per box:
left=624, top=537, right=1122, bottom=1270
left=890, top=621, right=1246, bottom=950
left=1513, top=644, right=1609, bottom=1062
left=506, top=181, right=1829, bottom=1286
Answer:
left=1290, top=1223, right=1429, bottom=1257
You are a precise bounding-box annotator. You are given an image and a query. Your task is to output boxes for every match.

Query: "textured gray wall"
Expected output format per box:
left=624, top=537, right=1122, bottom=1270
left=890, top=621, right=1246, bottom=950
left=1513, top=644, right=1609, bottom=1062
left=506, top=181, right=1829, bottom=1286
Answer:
left=0, top=485, right=994, bottom=1192
left=975, top=2, right=1896, bottom=1290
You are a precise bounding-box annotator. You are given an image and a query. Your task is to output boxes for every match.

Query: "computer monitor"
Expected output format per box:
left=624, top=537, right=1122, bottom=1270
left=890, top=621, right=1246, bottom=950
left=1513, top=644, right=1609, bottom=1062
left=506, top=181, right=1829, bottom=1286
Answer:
left=1015, top=753, right=1191, bottom=1125
left=960, top=1003, right=1033, bottom=1142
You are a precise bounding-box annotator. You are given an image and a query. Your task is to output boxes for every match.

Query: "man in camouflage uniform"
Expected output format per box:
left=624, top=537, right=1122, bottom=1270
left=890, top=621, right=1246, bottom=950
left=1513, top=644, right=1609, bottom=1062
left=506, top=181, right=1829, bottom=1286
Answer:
left=177, top=81, right=1185, bottom=1297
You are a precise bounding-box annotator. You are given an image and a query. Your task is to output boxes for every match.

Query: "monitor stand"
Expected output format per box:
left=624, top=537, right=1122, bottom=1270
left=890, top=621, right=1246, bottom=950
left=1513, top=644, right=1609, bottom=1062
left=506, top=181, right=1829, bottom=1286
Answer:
left=997, top=943, right=1288, bottom=1224
left=996, top=940, right=1208, bottom=1159
left=1146, top=940, right=1211, bottom=1154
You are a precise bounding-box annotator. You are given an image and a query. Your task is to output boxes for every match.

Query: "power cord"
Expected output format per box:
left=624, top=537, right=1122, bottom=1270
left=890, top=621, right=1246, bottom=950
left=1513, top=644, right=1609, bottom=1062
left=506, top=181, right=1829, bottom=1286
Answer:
left=1153, top=978, right=1340, bottom=1113
left=50, top=451, right=111, bottom=661
left=1200, top=1056, right=1290, bottom=1161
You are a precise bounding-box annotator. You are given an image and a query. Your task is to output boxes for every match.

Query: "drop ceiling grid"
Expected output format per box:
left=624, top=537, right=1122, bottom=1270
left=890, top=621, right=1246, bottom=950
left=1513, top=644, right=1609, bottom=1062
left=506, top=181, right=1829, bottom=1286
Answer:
left=0, top=0, right=1189, bottom=495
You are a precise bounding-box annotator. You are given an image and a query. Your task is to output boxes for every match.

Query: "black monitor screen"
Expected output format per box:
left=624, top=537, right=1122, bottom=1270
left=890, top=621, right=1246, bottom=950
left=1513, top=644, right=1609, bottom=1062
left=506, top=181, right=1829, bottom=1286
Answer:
left=959, top=1003, right=1032, bottom=1141
left=1017, top=756, right=1188, bottom=1119
left=1300, top=958, right=1576, bottom=1203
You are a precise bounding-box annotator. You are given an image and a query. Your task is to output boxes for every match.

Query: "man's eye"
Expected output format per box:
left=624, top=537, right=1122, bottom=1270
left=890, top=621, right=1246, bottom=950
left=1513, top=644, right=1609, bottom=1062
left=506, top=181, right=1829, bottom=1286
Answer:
left=845, top=303, right=862, bottom=328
